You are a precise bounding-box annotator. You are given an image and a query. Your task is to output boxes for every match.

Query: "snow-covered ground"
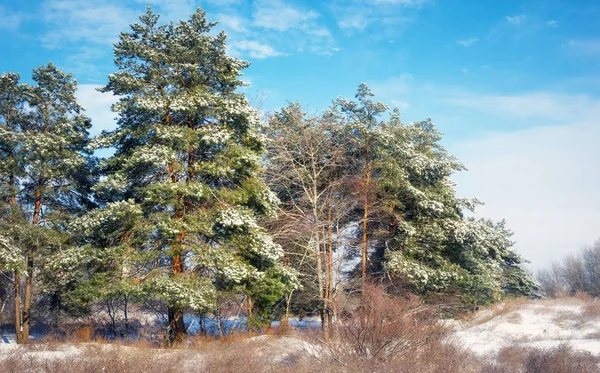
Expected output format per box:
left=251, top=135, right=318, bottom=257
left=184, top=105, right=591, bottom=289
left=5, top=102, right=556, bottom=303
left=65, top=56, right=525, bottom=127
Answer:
left=447, top=297, right=600, bottom=358
left=2, top=297, right=600, bottom=367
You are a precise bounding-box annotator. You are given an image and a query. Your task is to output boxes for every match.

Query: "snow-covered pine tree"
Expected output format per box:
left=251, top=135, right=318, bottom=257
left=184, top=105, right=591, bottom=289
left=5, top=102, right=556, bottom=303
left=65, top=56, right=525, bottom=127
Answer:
left=377, top=104, right=539, bottom=304
left=327, top=84, right=538, bottom=306
left=88, top=7, right=296, bottom=344
left=0, top=64, right=95, bottom=344
left=0, top=73, right=28, bottom=332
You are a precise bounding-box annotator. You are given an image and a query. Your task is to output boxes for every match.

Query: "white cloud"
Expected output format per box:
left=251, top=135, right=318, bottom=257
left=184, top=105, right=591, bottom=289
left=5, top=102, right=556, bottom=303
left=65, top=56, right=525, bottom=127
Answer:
left=41, top=0, right=135, bottom=47
left=76, top=84, right=118, bottom=136
left=370, top=73, right=413, bottom=99
left=337, top=13, right=369, bottom=31
left=333, top=0, right=424, bottom=34
left=253, top=0, right=319, bottom=31
left=230, top=40, right=284, bottom=59
left=203, top=0, right=241, bottom=4
left=546, top=20, right=557, bottom=27
left=456, top=37, right=478, bottom=47
left=370, top=0, right=428, bottom=6
left=506, top=15, right=526, bottom=25
left=0, top=5, right=22, bottom=30
left=215, top=14, right=248, bottom=32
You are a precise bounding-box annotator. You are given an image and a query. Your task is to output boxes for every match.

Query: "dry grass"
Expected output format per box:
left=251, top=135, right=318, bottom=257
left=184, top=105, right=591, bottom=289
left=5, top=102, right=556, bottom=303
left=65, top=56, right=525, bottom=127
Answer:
left=466, top=297, right=529, bottom=326
left=2, top=333, right=599, bottom=372
left=4, top=293, right=600, bottom=372
left=483, top=343, right=600, bottom=373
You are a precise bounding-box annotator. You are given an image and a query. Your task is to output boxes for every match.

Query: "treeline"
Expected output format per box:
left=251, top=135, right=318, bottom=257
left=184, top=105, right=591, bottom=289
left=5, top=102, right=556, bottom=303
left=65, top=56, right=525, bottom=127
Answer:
left=0, top=7, right=538, bottom=345
left=537, top=239, right=600, bottom=297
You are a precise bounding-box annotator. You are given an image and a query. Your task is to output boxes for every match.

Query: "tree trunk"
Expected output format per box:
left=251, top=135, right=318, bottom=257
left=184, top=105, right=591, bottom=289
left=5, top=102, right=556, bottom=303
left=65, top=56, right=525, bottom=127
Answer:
left=22, top=249, right=33, bottom=342
left=167, top=306, right=186, bottom=346
left=16, top=186, right=42, bottom=344
left=14, top=271, right=23, bottom=344
left=247, top=297, right=253, bottom=336
left=313, top=211, right=326, bottom=333
left=123, top=295, right=129, bottom=339
left=327, top=204, right=334, bottom=338
left=281, top=290, right=294, bottom=332
left=167, top=242, right=187, bottom=346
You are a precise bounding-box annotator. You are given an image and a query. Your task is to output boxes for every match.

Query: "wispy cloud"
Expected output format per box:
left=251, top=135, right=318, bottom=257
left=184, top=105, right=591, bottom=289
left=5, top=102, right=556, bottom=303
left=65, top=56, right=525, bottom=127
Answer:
left=371, top=0, right=428, bottom=5
left=215, top=13, right=248, bottom=33
left=252, top=0, right=319, bottom=31
left=506, top=15, right=526, bottom=25
left=446, top=92, right=600, bottom=122
left=229, top=40, right=284, bottom=59
left=332, top=0, right=424, bottom=34
left=369, top=73, right=413, bottom=109
left=565, top=39, right=600, bottom=56
left=0, top=5, right=23, bottom=30
left=211, top=0, right=335, bottom=58
left=546, top=20, right=557, bottom=27
left=456, top=37, right=478, bottom=47
left=41, top=0, right=135, bottom=47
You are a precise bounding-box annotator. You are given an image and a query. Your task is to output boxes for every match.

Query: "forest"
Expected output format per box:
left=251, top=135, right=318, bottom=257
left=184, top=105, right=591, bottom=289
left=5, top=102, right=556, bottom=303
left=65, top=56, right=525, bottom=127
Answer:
left=0, top=4, right=545, bottom=363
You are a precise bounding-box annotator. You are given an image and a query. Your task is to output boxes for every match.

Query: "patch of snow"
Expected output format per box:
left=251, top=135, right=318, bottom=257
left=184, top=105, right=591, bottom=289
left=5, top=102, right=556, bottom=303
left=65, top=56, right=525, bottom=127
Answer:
left=449, top=299, right=600, bottom=359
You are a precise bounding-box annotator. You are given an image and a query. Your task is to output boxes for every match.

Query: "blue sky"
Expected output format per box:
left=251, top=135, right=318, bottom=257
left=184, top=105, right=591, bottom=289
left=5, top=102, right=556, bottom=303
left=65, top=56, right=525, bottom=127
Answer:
left=1, top=0, right=599, bottom=269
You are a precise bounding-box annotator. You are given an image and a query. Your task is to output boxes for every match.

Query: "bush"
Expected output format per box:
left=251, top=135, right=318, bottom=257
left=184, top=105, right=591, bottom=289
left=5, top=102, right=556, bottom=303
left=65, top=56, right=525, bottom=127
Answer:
left=317, top=284, right=453, bottom=371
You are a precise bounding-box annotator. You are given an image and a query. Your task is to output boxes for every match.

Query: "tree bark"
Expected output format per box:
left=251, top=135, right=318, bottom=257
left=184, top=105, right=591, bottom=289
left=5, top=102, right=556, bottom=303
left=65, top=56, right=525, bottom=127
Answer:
left=167, top=232, right=187, bottom=346
left=14, top=271, right=23, bottom=344
left=327, top=204, right=334, bottom=338
left=313, top=208, right=326, bottom=333
left=16, top=185, right=42, bottom=344
left=167, top=306, right=186, bottom=346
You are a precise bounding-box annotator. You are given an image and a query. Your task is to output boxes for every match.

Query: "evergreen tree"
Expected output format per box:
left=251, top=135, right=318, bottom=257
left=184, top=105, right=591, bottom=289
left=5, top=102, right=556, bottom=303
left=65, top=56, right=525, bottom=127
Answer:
left=326, top=84, right=538, bottom=306
left=327, top=83, right=388, bottom=282
left=0, top=64, right=95, bottom=343
left=82, top=7, right=296, bottom=344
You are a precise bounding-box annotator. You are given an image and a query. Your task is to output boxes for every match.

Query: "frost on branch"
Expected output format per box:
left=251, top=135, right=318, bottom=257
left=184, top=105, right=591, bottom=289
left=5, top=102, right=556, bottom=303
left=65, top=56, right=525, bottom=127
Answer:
left=148, top=276, right=215, bottom=312
left=0, top=235, right=24, bottom=273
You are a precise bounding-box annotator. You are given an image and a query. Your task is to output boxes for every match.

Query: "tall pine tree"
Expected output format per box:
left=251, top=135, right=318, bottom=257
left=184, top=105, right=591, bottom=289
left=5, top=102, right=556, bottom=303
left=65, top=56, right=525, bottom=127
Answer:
left=0, top=64, right=95, bottom=343
left=86, top=7, right=295, bottom=344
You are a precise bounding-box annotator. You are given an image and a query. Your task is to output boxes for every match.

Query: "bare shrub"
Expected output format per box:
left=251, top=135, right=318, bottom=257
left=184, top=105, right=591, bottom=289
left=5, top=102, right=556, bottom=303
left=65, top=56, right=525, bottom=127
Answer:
left=72, top=325, right=94, bottom=342
left=317, top=284, right=447, bottom=370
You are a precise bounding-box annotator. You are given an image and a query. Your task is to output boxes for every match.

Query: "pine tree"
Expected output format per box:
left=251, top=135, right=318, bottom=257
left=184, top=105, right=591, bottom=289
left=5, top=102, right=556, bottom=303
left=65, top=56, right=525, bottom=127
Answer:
left=376, top=105, right=538, bottom=304
left=0, top=64, right=95, bottom=343
left=86, top=7, right=296, bottom=344
left=326, top=84, right=538, bottom=306
left=327, top=83, right=389, bottom=282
